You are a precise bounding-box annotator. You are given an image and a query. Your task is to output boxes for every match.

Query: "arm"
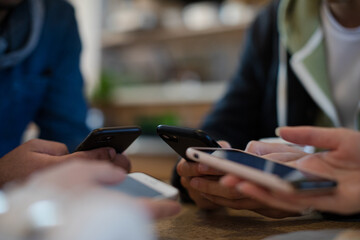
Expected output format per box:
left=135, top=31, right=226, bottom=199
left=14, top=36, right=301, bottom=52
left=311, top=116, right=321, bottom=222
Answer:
left=0, top=138, right=131, bottom=186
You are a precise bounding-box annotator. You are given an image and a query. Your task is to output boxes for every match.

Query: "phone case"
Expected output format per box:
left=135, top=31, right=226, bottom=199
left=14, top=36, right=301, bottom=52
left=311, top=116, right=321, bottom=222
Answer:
left=76, top=126, right=141, bottom=153
left=157, top=125, right=220, bottom=161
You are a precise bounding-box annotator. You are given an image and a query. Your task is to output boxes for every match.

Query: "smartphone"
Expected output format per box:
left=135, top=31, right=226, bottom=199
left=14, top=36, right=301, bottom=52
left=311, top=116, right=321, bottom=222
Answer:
left=186, top=147, right=337, bottom=194
left=109, top=172, right=179, bottom=200
left=76, top=126, right=141, bottom=153
left=157, top=125, right=220, bottom=161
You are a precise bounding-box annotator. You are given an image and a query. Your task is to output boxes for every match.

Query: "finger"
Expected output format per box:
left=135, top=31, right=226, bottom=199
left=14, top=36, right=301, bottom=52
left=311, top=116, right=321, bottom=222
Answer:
left=277, top=126, right=344, bottom=150
left=75, top=161, right=127, bottom=185
left=274, top=189, right=340, bottom=213
left=69, top=147, right=116, bottom=161
left=177, top=159, right=203, bottom=177
left=27, top=139, right=69, bottom=156
left=190, top=177, right=244, bottom=199
left=184, top=178, right=220, bottom=209
left=180, top=176, right=191, bottom=189
left=236, top=182, right=303, bottom=213
left=139, top=199, right=181, bottom=220
left=262, top=152, right=308, bottom=164
left=220, top=175, right=245, bottom=187
left=29, top=160, right=127, bottom=188
left=181, top=177, right=221, bottom=209
left=218, top=140, right=231, bottom=148
left=294, top=154, right=335, bottom=178
left=112, top=154, right=131, bottom=172
left=245, top=141, right=304, bottom=156
left=198, top=163, right=225, bottom=175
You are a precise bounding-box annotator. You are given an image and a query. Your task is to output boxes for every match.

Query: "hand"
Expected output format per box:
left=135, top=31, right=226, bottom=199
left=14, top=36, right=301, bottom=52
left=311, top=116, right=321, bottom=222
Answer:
left=223, top=127, right=360, bottom=215
left=177, top=140, right=297, bottom=218
left=25, top=160, right=181, bottom=220
left=245, top=140, right=309, bottom=164
left=1, top=160, right=180, bottom=240
left=177, top=141, right=232, bottom=209
left=0, top=139, right=131, bottom=186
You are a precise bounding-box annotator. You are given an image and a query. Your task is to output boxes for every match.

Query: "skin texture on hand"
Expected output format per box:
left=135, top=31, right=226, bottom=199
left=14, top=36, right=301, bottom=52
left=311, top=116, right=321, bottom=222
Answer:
left=0, top=139, right=131, bottom=187
left=176, top=140, right=299, bottom=218
left=222, top=127, right=360, bottom=215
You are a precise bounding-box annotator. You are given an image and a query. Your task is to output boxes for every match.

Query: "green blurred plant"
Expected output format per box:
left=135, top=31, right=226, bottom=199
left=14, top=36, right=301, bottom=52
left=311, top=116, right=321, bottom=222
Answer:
left=136, top=113, right=180, bottom=135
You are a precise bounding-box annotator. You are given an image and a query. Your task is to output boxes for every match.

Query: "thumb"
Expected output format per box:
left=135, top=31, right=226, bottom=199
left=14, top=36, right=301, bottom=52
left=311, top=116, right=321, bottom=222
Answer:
left=218, top=140, right=231, bottom=148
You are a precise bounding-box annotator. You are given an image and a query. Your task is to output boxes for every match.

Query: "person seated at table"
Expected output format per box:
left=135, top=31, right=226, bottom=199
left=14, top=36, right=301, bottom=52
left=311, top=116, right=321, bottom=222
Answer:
left=0, top=160, right=181, bottom=240
left=221, top=126, right=360, bottom=216
left=0, top=0, right=90, bottom=157
left=173, top=0, right=360, bottom=218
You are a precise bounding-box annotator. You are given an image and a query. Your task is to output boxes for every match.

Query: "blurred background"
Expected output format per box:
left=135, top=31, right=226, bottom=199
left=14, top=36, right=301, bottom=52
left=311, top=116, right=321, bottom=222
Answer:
left=68, top=0, right=269, bottom=179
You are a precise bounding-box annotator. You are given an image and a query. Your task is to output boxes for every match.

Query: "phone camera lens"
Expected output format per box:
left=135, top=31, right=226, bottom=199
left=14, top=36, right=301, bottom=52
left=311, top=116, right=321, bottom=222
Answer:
left=194, top=153, right=199, bottom=159
left=162, top=135, right=170, bottom=140
left=105, top=136, right=113, bottom=141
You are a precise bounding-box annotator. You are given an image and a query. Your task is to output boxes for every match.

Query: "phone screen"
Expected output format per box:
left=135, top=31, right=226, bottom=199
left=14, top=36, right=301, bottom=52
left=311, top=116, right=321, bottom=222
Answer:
left=199, top=149, right=337, bottom=191
left=109, top=176, right=163, bottom=198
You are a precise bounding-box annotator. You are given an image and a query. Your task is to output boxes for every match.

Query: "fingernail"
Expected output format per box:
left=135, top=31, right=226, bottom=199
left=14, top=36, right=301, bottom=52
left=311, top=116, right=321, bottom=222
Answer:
left=107, top=148, right=116, bottom=160
left=275, top=127, right=281, bottom=137
left=198, top=164, right=209, bottom=173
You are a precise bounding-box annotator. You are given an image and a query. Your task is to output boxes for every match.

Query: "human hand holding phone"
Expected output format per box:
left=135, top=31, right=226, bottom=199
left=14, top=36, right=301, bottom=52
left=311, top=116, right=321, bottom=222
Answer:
left=75, top=126, right=141, bottom=172
left=177, top=140, right=233, bottom=209
left=157, top=125, right=228, bottom=208
left=221, top=127, right=360, bottom=215
left=178, top=141, right=298, bottom=218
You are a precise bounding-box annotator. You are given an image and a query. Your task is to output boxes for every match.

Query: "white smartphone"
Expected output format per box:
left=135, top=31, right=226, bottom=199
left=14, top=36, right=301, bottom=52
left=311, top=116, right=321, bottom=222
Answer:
left=109, top=172, right=179, bottom=200
left=186, top=147, right=337, bottom=194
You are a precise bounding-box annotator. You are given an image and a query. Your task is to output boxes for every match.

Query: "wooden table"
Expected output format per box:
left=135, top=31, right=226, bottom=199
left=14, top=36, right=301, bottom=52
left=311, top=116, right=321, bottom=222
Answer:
left=156, top=205, right=360, bottom=240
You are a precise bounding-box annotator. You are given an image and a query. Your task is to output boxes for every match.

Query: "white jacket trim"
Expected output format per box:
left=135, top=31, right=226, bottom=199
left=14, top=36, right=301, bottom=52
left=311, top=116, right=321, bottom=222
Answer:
left=290, top=27, right=341, bottom=127
left=277, top=39, right=288, bottom=127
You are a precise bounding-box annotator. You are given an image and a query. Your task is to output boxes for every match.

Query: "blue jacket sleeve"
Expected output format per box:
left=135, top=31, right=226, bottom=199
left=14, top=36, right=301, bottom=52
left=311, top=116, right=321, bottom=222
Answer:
left=34, top=3, right=89, bottom=152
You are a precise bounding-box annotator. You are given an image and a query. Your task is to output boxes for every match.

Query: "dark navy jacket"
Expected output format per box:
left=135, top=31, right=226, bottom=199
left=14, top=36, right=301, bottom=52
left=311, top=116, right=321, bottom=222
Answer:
left=0, top=0, right=89, bottom=156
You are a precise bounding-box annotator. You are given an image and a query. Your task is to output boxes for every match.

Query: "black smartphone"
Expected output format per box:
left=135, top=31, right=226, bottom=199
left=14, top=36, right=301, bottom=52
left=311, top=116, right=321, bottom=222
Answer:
left=75, top=126, right=141, bottom=153
left=156, top=125, right=220, bottom=161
